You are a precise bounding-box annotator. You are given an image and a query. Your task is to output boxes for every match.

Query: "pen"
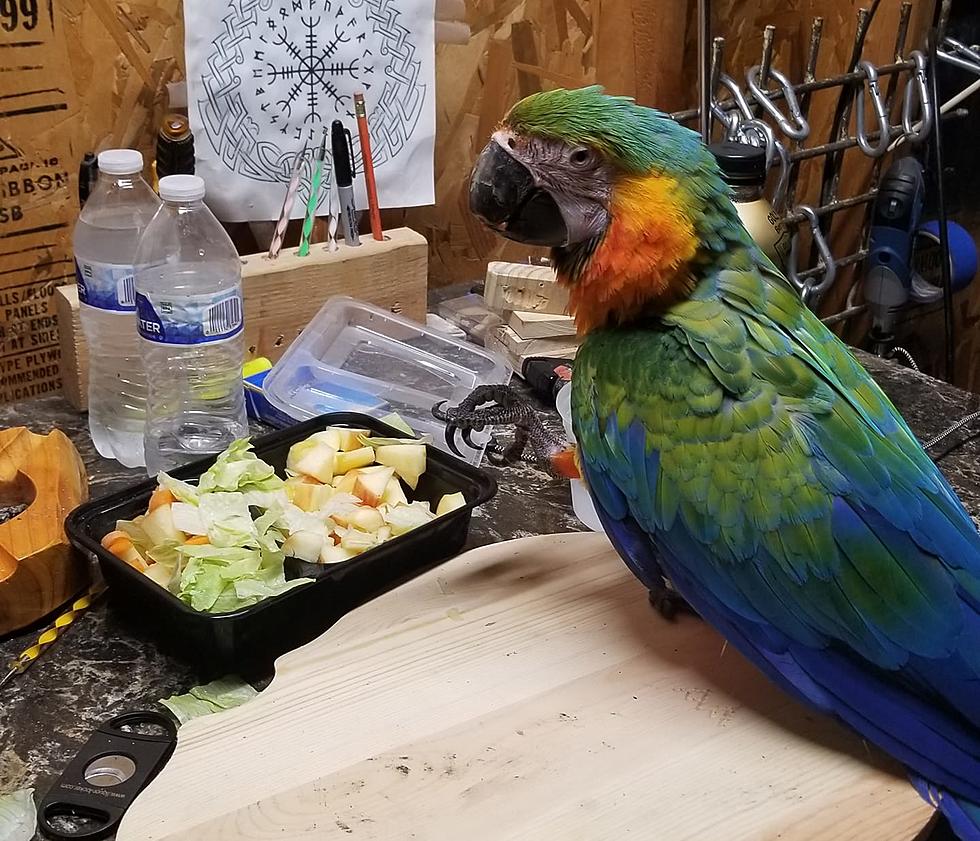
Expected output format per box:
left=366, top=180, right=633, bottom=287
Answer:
left=353, top=92, right=383, bottom=241
left=331, top=120, right=360, bottom=247
left=298, top=129, right=328, bottom=257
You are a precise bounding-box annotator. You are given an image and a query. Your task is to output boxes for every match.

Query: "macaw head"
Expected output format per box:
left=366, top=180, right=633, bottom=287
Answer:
left=469, top=86, right=740, bottom=331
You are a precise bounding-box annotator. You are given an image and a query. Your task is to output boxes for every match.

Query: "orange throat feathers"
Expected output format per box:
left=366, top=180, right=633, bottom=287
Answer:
left=561, top=174, right=699, bottom=334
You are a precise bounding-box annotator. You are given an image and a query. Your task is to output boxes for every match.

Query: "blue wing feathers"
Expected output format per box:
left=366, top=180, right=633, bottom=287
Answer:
left=575, top=257, right=980, bottom=833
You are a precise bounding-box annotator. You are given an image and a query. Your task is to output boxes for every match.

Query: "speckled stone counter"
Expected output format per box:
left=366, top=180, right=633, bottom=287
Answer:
left=0, top=351, right=977, bottom=840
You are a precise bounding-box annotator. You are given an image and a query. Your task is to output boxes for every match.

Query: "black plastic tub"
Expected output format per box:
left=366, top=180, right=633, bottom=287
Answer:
left=65, top=413, right=497, bottom=676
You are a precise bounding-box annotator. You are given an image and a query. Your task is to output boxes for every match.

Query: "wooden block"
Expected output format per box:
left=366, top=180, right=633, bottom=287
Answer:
left=55, top=228, right=429, bottom=412
left=119, top=534, right=933, bottom=841
left=0, top=428, right=89, bottom=635
left=485, top=323, right=578, bottom=372
left=507, top=309, right=576, bottom=339
left=484, top=261, right=569, bottom=315
left=55, top=285, right=87, bottom=412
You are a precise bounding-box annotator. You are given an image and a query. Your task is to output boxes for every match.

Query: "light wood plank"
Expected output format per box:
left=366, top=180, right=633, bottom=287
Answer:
left=119, top=533, right=933, bottom=841
left=54, top=228, right=428, bottom=411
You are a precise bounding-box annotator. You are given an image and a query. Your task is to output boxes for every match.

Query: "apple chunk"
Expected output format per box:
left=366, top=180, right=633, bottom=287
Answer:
left=142, top=504, right=186, bottom=546
left=286, top=480, right=336, bottom=513
left=353, top=467, right=395, bottom=507
left=326, top=427, right=373, bottom=452
left=374, top=444, right=426, bottom=489
left=309, top=429, right=342, bottom=450
left=286, top=440, right=337, bottom=483
left=334, top=446, right=375, bottom=474
left=381, top=478, right=408, bottom=507
left=435, top=492, right=466, bottom=516
left=283, top=530, right=326, bottom=563
left=320, top=543, right=357, bottom=564
left=346, top=506, right=385, bottom=533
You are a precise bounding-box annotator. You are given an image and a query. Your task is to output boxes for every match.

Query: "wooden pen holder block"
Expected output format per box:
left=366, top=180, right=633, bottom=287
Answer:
left=56, top=227, right=429, bottom=411
left=0, top=428, right=89, bottom=636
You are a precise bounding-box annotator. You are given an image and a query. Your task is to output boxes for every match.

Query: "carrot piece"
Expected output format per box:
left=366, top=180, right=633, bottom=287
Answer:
left=185, top=535, right=210, bottom=545
left=107, top=537, right=133, bottom=557
left=148, top=488, right=175, bottom=512
left=101, top=530, right=130, bottom=550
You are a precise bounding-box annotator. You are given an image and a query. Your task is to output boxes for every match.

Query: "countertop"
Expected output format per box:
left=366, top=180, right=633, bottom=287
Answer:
left=0, top=352, right=977, bottom=840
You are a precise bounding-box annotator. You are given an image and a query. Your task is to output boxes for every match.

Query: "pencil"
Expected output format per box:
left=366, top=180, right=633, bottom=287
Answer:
left=353, top=92, right=383, bottom=241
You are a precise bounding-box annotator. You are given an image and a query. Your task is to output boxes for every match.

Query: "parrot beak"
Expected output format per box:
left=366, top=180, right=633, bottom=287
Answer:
left=469, top=140, right=570, bottom=247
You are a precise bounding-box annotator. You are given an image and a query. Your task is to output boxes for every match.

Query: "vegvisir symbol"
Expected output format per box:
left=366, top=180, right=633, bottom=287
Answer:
left=262, top=17, right=362, bottom=119
left=253, top=1, right=376, bottom=135
left=198, top=0, right=425, bottom=184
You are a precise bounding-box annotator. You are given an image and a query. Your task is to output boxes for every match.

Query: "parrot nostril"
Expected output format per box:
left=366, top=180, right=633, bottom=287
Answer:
left=507, top=137, right=517, bottom=150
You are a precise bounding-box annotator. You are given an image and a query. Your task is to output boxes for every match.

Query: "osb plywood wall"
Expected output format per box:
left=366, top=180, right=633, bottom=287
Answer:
left=406, top=0, right=937, bottom=287
left=0, top=0, right=955, bottom=404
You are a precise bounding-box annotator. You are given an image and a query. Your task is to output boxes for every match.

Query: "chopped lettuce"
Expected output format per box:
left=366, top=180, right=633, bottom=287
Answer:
left=197, top=440, right=284, bottom=495
left=358, top=433, right=433, bottom=448
left=160, top=677, right=258, bottom=725
left=0, top=789, right=35, bottom=841
left=175, top=529, right=311, bottom=614
left=198, top=493, right=257, bottom=548
left=380, top=412, right=415, bottom=435
left=156, top=472, right=201, bottom=505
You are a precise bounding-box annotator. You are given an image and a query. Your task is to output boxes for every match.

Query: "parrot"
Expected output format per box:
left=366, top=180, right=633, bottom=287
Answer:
left=462, top=86, right=980, bottom=838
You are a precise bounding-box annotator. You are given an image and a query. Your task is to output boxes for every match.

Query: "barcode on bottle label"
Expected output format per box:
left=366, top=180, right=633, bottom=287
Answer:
left=205, top=296, right=243, bottom=337
left=136, top=290, right=244, bottom=345
left=117, top=274, right=136, bottom=308
left=75, top=259, right=138, bottom=312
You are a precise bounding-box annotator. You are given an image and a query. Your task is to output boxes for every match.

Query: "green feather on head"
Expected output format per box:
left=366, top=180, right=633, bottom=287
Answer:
left=504, top=85, right=714, bottom=178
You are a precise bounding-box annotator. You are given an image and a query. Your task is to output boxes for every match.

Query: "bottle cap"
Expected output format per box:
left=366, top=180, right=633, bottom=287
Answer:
left=708, top=141, right=768, bottom=187
left=159, top=174, right=206, bottom=202
left=97, top=149, right=144, bottom=176
left=160, top=114, right=191, bottom=142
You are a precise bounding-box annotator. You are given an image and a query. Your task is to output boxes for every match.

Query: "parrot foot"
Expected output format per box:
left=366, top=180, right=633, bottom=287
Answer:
left=648, top=585, right=695, bottom=621
left=433, top=385, right=566, bottom=468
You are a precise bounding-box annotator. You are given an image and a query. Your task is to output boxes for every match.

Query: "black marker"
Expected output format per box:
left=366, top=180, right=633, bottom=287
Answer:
left=330, top=120, right=360, bottom=246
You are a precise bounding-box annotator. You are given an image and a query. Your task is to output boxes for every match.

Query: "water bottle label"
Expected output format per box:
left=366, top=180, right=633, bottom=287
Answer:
left=75, top=259, right=137, bottom=312
left=136, top=289, right=244, bottom=345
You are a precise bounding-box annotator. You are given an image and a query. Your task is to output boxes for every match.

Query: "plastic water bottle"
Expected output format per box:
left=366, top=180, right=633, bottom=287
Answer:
left=134, top=175, right=248, bottom=475
left=73, top=149, right=161, bottom=467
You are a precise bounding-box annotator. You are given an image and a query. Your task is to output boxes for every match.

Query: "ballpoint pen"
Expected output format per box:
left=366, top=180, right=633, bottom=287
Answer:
left=331, top=120, right=360, bottom=247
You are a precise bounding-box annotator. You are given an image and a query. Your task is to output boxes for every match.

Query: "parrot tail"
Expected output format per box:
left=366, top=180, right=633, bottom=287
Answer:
left=911, top=776, right=980, bottom=840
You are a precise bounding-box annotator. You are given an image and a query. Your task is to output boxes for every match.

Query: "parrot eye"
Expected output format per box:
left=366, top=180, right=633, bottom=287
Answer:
left=569, top=147, right=593, bottom=167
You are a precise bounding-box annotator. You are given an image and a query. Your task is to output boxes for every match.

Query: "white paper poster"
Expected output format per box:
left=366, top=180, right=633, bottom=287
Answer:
left=184, top=0, right=435, bottom=222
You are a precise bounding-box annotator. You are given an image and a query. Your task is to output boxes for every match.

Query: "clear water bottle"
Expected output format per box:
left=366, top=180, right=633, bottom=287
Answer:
left=73, top=149, right=162, bottom=468
left=134, top=175, right=248, bottom=476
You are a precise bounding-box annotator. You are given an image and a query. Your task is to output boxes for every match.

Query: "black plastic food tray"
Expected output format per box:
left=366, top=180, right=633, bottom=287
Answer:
left=66, top=413, right=497, bottom=676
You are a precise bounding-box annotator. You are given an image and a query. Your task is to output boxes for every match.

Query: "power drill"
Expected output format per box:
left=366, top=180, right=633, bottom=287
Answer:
left=863, top=157, right=925, bottom=357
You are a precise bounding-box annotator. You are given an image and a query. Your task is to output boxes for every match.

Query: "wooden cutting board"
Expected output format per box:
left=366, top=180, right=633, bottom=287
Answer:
left=120, top=533, right=933, bottom=841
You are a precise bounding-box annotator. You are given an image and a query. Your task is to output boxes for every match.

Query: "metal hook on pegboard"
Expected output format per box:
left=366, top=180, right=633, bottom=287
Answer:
left=788, top=206, right=837, bottom=306
left=855, top=62, right=892, bottom=158
left=672, top=3, right=947, bottom=310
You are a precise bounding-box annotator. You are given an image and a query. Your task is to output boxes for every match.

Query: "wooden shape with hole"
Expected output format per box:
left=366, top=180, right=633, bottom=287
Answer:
left=0, top=428, right=89, bottom=635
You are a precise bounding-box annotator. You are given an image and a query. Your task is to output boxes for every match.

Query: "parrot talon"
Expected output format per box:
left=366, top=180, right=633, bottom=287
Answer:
left=432, top=386, right=567, bottom=468
left=432, top=400, right=451, bottom=423
left=648, top=587, right=695, bottom=621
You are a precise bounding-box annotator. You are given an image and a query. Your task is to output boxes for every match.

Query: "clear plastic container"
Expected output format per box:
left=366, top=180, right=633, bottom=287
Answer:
left=134, top=175, right=248, bottom=476
left=73, top=149, right=162, bottom=467
left=262, top=297, right=513, bottom=464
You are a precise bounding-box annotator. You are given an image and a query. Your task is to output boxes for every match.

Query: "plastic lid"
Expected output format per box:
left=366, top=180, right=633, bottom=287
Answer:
left=709, top=141, right=767, bottom=186
left=159, top=174, right=206, bottom=202
left=97, top=149, right=144, bottom=175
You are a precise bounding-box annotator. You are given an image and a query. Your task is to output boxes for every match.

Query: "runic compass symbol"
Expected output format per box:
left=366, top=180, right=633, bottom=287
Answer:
left=198, top=0, right=426, bottom=185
